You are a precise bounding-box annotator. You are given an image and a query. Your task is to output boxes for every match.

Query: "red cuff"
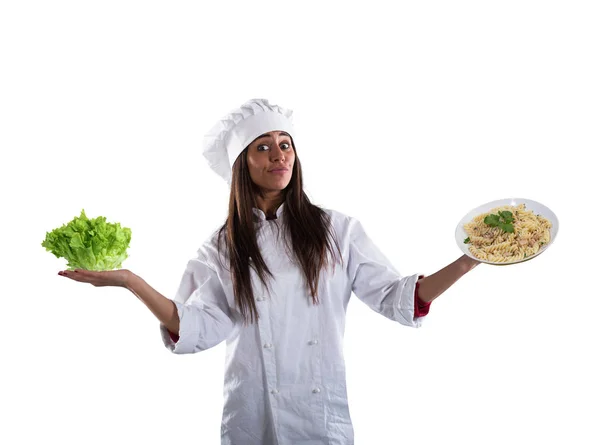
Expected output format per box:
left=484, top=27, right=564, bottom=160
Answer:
left=168, top=330, right=180, bottom=343
left=414, top=275, right=431, bottom=318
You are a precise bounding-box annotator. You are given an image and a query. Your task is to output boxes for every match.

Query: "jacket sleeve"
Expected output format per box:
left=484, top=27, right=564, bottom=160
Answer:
left=159, top=252, right=238, bottom=354
left=347, top=216, right=427, bottom=328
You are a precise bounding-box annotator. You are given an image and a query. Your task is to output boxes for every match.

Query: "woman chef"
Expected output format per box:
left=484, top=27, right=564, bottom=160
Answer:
left=59, top=98, right=480, bottom=445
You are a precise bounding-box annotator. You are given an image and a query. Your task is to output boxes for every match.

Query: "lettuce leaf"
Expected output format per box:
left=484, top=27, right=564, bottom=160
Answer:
left=42, top=209, right=132, bottom=271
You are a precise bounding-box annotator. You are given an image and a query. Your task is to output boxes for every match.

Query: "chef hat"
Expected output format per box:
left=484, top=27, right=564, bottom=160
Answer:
left=202, top=98, right=296, bottom=185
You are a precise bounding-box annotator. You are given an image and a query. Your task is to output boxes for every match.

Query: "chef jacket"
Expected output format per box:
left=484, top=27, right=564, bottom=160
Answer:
left=160, top=202, right=430, bottom=445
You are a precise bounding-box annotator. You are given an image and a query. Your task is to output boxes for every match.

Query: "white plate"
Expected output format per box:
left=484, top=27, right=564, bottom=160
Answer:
left=455, top=198, right=559, bottom=265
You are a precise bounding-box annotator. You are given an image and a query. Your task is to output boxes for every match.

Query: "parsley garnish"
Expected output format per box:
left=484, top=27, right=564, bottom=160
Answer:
left=464, top=237, right=470, bottom=244
left=484, top=210, right=515, bottom=233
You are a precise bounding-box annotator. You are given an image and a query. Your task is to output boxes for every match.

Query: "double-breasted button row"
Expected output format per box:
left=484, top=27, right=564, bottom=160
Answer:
left=270, top=387, right=320, bottom=395
left=264, top=340, right=316, bottom=350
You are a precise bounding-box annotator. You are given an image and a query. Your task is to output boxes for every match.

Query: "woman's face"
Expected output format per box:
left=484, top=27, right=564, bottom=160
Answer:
left=246, top=130, right=295, bottom=192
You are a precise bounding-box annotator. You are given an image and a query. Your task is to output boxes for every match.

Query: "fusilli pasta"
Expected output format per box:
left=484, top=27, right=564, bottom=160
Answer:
left=463, top=203, right=552, bottom=263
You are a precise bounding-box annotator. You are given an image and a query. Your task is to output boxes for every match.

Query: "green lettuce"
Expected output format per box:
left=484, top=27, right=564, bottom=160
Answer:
left=42, top=209, right=132, bottom=271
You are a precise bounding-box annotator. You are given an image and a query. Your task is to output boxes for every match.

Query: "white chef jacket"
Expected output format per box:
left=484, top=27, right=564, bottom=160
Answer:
left=160, top=202, right=426, bottom=445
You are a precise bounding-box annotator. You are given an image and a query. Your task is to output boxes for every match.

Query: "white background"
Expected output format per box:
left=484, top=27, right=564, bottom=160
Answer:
left=1, top=1, right=598, bottom=444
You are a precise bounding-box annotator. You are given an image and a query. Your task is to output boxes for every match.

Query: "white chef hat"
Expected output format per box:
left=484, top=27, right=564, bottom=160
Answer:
left=202, top=98, right=296, bottom=185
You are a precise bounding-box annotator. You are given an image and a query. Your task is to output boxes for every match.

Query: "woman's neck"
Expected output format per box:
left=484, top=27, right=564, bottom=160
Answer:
left=255, top=193, right=284, bottom=218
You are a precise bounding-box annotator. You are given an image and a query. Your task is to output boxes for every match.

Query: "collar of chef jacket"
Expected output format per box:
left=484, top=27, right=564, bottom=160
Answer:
left=252, top=202, right=285, bottom=222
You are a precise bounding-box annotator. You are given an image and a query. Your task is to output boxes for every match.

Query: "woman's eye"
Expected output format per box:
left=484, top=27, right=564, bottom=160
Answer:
left=257, top=142, right=291, bottom=151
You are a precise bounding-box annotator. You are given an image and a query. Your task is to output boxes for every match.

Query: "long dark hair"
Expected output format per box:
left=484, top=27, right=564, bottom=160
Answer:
left=215, top=138, right=343, bottom=326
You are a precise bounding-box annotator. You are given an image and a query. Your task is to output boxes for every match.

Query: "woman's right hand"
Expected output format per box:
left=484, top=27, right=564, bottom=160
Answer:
left=58, top=268, right=132, bottom=288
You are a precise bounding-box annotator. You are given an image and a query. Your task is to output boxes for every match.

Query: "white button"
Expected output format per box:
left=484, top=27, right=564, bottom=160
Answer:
left=271, top=389, right=279, bottom=395
left=257, top=296, right=265, bottom=301
left=312, top=388, right=321, bottom=393
left=264, top=343, right=273, bottom=348
left=309, top=339, right=319, bottom=345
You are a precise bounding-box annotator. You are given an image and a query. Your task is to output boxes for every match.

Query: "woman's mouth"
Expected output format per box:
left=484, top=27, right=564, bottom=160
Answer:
left=268, top=168, right=288, bottom=174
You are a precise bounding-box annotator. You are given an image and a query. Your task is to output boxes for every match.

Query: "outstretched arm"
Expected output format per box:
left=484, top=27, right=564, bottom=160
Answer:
left=416, top=254, right=480, bottom=304
left=127, top=273, right=180, bottom=335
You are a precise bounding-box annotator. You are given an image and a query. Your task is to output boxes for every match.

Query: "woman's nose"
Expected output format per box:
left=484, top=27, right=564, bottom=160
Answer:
left=271, top=146, right=285, bottom=160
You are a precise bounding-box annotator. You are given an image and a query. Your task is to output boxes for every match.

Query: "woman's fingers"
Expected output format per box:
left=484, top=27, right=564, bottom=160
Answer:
left=59, top=269, right=94, bottom=284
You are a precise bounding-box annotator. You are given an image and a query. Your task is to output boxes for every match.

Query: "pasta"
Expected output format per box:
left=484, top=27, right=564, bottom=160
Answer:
left=463, top=203, right=552, bottom=263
